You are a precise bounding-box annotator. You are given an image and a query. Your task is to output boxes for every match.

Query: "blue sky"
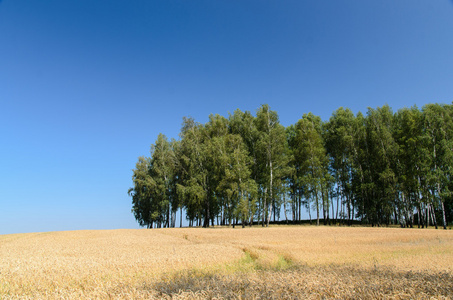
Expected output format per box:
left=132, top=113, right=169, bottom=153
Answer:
left=1, top=0, right=452, bottom=234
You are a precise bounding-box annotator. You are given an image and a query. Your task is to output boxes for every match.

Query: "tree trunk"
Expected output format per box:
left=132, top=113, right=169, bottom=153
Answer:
left=293, top=193, right=296, bottom=222
left=273, top=202, right=276, bottom=223
left=284, top=194, right=288, bottom=224
left=180, top=207, right=183, bottom=228
left=298, top=189, right=302, bottom=221
left=204, top=194, right=210, bottom=228
left=332, top=191, right=336, bottom=225
left=267, top=201, right=273, bottom=227
left=262, top=188, right=266, bottom=227
left=430, top=205, right=438, bottom=229
left=417, top=207, right=420, bottom=228
left=267, top=160, right=273, bottom=227
left=315, top=189, right=320, bottom=226
left=441, top=201, right=447, bottom=230
left=426, top=205, right=430, bottom=228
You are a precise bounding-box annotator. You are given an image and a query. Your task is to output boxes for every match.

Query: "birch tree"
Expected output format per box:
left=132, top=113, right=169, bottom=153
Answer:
left=255, top=104, right=289, bottom=227
left=295, top=113, right=328, bottom=226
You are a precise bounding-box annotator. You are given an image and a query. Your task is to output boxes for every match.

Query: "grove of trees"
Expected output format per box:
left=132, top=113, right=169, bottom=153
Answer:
left=128, top=103, right=453, bottom=229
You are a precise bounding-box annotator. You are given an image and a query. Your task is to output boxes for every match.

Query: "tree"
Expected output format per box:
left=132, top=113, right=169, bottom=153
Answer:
left=229, top=109, right=261, bottom=224
left=177, top=117, right=208, bottom=227
left=393, top=106, right=428, bottom=228
left=294, top=113, right=329, bottom=226
left=255, top=104, right=290, bottom=227
left=423, top=104, right=453, bottom=230
left=148, top=133, right=178, bottom=228
left=286, top=124, right=300, bottom=223
left=216, top=133, right=257, bottom=227
left=325, top=108, right=356, bottom=225
left=129, top=102, right=453, bottom=229
left=363, top=105, right=398, bottom=226
left=128, top=156, right=154, bottom=228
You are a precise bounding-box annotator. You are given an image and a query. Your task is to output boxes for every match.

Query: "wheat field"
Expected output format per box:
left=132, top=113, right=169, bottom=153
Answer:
left=1, top=226, right=452, bottom=299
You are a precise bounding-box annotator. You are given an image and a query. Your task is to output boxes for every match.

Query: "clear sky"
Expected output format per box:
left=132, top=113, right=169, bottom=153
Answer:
left=1, top=0, right=452, bottom=235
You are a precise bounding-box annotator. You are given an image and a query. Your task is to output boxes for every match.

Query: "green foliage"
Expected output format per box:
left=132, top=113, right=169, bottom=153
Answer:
left=294, top=113, right=329, bottom=225
left=128, top=156, right=155, bottom=228
left=129, top=103, right=453, bottom=229
left=255, top=104, right=291, bottom=226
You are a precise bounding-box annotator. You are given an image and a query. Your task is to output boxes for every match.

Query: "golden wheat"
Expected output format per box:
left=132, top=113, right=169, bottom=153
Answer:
left=1, top=226, right=452, bottom=299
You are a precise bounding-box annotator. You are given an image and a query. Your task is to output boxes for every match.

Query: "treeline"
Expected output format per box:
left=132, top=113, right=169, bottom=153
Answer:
left=128, top=104, right=453, bottom=229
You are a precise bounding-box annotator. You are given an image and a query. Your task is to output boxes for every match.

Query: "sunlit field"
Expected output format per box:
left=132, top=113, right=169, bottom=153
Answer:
left=1, top=226, right=452, bottom=299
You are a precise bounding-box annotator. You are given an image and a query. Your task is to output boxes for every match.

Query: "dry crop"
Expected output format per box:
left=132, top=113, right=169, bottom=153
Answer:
left=1, top=226, right=452, bottom=299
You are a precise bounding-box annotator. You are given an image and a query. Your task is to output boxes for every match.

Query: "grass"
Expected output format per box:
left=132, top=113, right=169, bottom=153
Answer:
left=1, top=226, right=452, bottom=299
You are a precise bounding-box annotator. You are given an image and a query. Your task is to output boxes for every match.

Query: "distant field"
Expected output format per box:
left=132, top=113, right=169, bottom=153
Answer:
left=1, top=226, right=452, bottom=299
